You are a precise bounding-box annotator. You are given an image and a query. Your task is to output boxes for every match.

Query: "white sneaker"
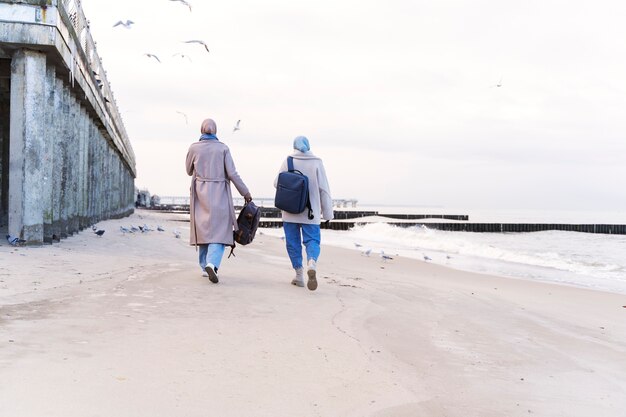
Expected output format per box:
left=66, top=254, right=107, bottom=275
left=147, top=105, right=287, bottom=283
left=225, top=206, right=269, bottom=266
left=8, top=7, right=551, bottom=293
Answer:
left=291, top=267, right=304, bottom=287
left=306, top=259, right=317, bottom=291
left=205, top=263, right=219, bottom=283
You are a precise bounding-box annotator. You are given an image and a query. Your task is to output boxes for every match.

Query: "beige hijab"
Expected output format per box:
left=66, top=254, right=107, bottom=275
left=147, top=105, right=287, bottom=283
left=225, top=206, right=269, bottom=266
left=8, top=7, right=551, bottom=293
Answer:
left=200, top=118, right=217, bottom=135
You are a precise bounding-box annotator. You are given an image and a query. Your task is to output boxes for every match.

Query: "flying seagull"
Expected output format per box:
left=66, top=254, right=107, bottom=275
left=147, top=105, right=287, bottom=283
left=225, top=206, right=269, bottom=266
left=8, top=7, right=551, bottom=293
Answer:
left=172, top=53, right=192, bottom=62
left=184, top=40, right=209, bottom=53
left=113, top=20, right=134, bottom=29
left=233, top=120, right=241, bottom=132
left=170, top=0, right=192, bottom=12
left=144, top=53, right=161, bottom=63
left=176, top=110, right=189, bottom=125
left=491, top=76, right=503, bottom=88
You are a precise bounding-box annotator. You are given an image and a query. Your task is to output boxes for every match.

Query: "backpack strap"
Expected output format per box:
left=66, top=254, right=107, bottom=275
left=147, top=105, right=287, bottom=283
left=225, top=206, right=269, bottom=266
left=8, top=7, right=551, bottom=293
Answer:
left=287, top=156, right=294, bottom=172
left=227, top=242, right=236, bottom=258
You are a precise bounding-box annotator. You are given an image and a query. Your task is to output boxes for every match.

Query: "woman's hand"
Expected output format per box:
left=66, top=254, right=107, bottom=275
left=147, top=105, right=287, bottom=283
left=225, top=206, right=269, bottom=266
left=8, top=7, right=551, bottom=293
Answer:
left=244, top=192, right=252, bottom=203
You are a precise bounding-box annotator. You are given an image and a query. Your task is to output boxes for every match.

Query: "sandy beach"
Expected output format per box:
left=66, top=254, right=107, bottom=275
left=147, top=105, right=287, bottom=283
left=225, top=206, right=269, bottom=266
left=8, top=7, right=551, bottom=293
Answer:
left=1, top=210, right=625, bottom=417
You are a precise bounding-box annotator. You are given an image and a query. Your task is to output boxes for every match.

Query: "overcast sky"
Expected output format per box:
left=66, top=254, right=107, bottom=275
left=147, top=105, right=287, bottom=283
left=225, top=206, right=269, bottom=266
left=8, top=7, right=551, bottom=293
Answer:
left=81, top=0, right=626, bottom=211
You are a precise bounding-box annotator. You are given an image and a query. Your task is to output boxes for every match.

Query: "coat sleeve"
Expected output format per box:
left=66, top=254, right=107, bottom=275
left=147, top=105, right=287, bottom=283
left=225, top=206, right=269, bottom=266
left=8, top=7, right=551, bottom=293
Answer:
left=224, top=148, right=250, bottom=196
left=317, top=160, right=334, bottom=221
left=185, top=146, right=195, bottom=176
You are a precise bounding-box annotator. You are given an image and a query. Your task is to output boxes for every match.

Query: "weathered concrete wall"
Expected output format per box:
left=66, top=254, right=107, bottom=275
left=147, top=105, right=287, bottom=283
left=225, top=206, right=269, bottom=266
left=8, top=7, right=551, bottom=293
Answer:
left=0, top=59, right=9, bottom=227
left=5, top=49, right=135, bottom=243
left=0, top=0, right=136, bottom=244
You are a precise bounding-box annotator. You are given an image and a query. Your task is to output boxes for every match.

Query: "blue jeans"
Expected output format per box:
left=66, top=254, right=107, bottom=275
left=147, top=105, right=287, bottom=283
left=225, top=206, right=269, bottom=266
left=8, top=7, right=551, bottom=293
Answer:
left=283, top=222, right=321, bottom=269
left=198, top=243, right=225, bottom=271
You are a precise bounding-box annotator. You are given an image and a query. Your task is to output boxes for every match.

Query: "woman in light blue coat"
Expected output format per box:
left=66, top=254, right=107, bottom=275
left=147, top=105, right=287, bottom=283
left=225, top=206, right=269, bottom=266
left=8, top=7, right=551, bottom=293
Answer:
left=274, top=136, right=333, bottom=291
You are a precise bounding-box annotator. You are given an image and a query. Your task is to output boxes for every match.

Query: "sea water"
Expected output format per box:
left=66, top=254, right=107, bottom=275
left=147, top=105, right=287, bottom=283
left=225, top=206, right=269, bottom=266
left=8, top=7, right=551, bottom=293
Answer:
left=262, top=207, right=626, bottom=294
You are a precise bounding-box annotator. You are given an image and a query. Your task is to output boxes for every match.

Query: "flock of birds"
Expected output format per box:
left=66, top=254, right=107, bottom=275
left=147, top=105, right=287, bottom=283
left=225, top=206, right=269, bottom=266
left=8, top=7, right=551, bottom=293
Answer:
left=110, top=1, right=247, bottom=130
left=353, top=242, right=445, bottom=263
left=5, top=223, right=181, bottom=246
left=117, top=224, right=180, bottom=238
left=112, top=1, right=209, bottom=64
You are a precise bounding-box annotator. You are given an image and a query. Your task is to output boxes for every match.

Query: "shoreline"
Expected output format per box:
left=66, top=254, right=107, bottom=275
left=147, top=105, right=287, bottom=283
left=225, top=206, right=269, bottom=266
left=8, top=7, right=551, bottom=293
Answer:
left=2, top=211, right=626, bottom=416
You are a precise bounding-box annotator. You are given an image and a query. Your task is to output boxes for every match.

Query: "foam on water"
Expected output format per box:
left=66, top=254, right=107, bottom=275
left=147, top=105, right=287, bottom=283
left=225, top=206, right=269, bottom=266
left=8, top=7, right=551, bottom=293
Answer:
left=262, top=212, right=626, bottom=294
left=321, top=223, right=626, bottom=294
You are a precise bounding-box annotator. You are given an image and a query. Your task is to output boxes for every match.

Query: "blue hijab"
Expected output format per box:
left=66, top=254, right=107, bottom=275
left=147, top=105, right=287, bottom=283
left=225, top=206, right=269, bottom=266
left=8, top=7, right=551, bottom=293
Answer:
left=293, top=136, right=310, bottom=152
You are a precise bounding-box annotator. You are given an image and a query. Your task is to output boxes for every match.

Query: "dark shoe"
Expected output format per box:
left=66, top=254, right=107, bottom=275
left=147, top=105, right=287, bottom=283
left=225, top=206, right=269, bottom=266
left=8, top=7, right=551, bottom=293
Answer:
left=205, top=263, right=219, bottom=284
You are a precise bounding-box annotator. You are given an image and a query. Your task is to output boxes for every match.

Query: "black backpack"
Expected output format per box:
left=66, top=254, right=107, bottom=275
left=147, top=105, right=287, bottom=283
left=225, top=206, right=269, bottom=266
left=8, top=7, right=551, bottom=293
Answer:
left=228, top=201, right=261, bottom=258
left=234, top=201, right=261, bottom=245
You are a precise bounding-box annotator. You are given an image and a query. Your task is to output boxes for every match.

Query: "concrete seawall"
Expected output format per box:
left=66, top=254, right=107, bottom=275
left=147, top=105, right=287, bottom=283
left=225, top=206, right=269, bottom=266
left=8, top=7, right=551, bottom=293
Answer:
left=0, top=0, right=136, bottom=244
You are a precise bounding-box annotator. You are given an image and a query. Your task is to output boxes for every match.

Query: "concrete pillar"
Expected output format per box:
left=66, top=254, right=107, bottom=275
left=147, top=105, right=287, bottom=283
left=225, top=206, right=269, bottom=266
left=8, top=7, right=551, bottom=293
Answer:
left=42, top=64, right=55, bottom=242
left=59, top=82, right=70, bottom=238
left=68, top=93, right=78, bottom=234
left=86, top=121, right=94, bottom=225
left=0, top=59, right=10, bottom=228
left=51, top=76, right=63, bottom=241
left=82, top=110, right=89, bottom=227
left=78, top=106, right=87, bottom=229
left=8, top=49, right=46, bottom=244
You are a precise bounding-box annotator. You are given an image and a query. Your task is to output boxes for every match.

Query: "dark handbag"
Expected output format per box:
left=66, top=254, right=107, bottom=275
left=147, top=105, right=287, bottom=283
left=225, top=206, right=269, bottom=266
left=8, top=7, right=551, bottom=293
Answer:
left=234, top=201, right=261, bottom=245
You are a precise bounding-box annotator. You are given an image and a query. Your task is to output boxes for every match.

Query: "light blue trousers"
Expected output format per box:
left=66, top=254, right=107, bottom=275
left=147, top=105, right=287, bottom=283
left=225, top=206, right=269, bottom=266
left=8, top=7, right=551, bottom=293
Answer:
left=198, top=243, right=225, bottom=271
left=283, top=222, right=321, bottom=269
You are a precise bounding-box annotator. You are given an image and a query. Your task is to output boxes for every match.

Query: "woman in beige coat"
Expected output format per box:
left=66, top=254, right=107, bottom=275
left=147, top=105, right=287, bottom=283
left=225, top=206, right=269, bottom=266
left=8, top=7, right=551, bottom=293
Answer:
left=186, top=118, right=251, bottom=283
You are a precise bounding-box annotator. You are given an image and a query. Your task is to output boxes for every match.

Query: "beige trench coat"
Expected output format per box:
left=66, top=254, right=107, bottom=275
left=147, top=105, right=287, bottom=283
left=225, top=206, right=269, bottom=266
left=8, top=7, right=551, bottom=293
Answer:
left=186, top=140, right=249, bottom=245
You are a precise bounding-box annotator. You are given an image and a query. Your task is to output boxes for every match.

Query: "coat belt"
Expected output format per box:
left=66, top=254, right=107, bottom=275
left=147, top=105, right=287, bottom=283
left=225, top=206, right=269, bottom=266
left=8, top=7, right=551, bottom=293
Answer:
left=194, top=176, right=227, bottom=183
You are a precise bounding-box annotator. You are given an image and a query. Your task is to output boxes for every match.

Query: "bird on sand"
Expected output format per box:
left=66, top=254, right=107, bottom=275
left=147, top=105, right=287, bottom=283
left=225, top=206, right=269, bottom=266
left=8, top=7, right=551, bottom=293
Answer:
left=233, top=120, right=241, bottom=132
left=423, top=254, right=432, bottom=261
left=91, top=225, right=98, bottom=231
left=170, top=0, right=192, bottom=12
left=353, top=242, right=362, bottom=248
left=6, top=234, right=26, bottom=246
left=113, top=20, right=134, bottom=29
left=380, top=250, right=394, bottom=261
left=157, top=225, right=165, bottom=232
left=120, top=226, right=130, bottom=233
left=176, top=110, right=188, bottom=125
left=362, top=248, right=372, bottom=257
left=183, top=40, right=209, bottom=53
left=173, top=230, right=181, bottom=239
left=94, top=230, right=105, bottom=236
left=144, top=53, right=161, bottom=63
